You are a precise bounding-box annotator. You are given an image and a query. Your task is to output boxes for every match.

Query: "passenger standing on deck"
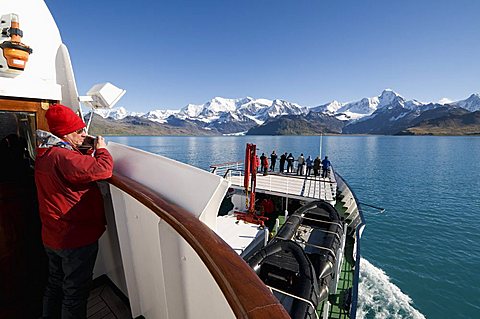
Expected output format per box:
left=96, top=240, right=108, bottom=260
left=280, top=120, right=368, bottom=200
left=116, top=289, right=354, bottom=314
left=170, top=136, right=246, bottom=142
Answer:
left=321, top=156, right=331, bottom=178
left=260, top=153, right=267, bottom=173
left=306, top=155, right=313, bottom=176
left=261, top=155, right=269, bottom=175
left=297, top=153, right=305, bottom=175
left=255, top=155, right=260, bottom=172
left=270, top=151, right=278, bottom=172
left=261, top=197, right=275, bottom=215
left=279, top=152, right=287, bottom=173
left=35, top=104, right=114, bottom=319
left=313, top=156, right=321, bottom=176
left=286, top=153, right=295, bottom=173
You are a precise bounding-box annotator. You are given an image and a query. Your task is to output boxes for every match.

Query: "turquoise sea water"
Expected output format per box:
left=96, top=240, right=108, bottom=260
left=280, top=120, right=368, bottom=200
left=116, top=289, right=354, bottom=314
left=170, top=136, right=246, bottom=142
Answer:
left=108, top=135, right=480, bottom=319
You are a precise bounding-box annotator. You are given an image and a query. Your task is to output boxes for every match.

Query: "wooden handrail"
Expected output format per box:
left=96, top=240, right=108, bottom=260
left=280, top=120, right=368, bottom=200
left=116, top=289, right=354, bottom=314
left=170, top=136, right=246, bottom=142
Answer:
left=108, top=172, right=290, bottom=319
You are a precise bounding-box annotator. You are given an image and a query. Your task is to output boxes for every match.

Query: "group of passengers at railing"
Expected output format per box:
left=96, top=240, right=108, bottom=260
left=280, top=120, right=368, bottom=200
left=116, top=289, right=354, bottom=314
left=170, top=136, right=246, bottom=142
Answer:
left=256, top=150, right=331, bottom=178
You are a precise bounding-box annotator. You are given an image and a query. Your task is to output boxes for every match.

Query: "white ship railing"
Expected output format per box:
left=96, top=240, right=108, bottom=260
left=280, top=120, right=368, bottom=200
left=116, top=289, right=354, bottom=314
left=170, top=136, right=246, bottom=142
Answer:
left=267, top=286, right=320, bottom=319
left=334, top=172, right=366, bottom=319
left=211, top=162, right=337, bottom=202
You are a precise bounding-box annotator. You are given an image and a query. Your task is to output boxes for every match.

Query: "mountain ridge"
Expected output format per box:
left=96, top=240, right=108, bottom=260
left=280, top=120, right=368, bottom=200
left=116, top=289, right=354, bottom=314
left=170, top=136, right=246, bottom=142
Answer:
left=88, top=90, right=480, bottom=136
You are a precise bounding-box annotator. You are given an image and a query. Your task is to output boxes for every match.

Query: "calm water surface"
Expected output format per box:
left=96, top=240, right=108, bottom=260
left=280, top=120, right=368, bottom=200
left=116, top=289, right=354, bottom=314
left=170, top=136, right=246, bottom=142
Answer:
left=108, top=135, right=480, bottom=319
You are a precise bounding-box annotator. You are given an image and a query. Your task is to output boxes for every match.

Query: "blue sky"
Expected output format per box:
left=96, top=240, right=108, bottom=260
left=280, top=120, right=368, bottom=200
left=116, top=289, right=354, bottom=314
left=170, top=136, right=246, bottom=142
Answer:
left=45, top=0, right=480, bottom=112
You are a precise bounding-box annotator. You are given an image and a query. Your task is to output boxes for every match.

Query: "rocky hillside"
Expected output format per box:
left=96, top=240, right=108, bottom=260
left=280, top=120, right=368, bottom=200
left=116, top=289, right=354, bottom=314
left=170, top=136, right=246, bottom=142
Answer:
left=400, top=110, right=480, bottom=135
left=247, top=113, right=345, bottom=135
left=86, top=114, right=217, bottom=136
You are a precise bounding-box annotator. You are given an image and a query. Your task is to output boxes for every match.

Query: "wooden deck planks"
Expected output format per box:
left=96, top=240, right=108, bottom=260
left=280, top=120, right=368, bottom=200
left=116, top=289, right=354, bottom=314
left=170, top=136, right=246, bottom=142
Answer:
left=87, top=283, right=132, bottom=319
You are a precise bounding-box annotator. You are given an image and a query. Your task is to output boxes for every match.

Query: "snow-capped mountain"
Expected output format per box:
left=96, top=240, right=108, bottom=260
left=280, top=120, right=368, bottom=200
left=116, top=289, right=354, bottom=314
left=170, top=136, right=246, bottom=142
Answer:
left=310, top=89, right=415, bottom=121
left=342, top=90, right=480, bottom=134
left=377, top=89, right=403, bottom=108
left=90, top=90, right=480, bottom=135
left=144, top=110, right=180, bottom=123
left=173, top=96, right=308, bottom=126
left=93, top=106, right=147, bottom=120
left=452, top=93, right=480, bottom=112
left=90, top=97, right=308, bottom=134
left=93, top=107, right=133, bottom=120
left=176, top=97, right=246, bottom=123
left=93, top=107, right=179, bottom=123
left=310, top=100, right=343, bottom=114
left=258, top=99, right=306, bottom=120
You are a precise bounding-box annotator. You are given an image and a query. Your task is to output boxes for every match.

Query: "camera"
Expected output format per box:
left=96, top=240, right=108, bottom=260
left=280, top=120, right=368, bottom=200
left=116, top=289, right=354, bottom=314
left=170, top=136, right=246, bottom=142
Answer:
left=78, top=135, right=97, bottom=154
left=83, top=135, right=97, bottom=147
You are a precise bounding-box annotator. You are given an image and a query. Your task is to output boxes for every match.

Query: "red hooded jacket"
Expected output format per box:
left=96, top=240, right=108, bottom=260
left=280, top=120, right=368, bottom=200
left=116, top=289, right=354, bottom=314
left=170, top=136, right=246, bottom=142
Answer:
left=35, top=146, right=113, bottom=249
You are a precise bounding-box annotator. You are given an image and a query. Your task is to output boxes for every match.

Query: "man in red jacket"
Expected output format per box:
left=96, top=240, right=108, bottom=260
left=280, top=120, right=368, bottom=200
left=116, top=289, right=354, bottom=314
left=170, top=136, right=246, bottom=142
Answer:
left=35, top=104, right=113, bottom=319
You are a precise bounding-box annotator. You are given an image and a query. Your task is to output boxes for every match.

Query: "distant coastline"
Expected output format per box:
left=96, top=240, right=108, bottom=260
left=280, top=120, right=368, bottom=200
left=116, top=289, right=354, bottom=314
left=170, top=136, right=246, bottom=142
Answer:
left=88, top=106, right=480, bottom=137
left=99, top=132, right=480, bottom=137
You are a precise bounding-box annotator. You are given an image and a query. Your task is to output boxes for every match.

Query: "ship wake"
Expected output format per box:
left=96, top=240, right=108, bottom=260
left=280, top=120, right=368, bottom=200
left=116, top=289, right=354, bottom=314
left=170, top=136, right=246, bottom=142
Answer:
left=357, top=258, right=426, bottom=319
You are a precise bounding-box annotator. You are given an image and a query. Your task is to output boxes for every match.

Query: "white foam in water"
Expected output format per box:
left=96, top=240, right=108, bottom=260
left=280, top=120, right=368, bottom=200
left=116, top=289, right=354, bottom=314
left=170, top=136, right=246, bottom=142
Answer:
left=357, top=258, right=426, bottom=319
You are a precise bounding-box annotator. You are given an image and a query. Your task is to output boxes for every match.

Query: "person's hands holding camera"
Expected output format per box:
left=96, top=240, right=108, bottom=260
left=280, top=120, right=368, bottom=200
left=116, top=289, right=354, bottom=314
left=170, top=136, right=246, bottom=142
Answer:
left=95, top=136, right=107, bottom=150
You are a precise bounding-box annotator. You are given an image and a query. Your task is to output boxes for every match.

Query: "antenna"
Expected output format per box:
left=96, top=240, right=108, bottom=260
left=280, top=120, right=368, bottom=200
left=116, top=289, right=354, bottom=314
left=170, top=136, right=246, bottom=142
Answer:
left=319, top=133, right=323, bottom=158
left=78, top=82, right=126, bottom=133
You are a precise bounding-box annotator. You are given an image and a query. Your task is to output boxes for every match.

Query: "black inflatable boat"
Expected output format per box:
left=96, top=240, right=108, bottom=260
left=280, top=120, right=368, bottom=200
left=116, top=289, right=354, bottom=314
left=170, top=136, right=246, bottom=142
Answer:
left=246, top=201, right=345, bottom=319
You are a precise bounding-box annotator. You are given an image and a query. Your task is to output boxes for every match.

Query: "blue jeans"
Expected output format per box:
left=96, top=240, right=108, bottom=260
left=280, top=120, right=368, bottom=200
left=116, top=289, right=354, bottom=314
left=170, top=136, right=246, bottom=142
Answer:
left=42, top=242, right=98, bottom=319
left=322, top=167, right=329, bottom=178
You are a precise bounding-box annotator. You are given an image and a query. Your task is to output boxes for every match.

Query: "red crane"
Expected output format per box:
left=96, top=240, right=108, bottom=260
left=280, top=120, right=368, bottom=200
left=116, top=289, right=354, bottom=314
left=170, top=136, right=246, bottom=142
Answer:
left=235, top=143, right=268, bottom=227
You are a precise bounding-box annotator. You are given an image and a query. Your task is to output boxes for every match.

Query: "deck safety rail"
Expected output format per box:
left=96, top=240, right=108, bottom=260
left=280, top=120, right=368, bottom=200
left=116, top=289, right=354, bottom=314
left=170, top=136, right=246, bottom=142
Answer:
left=267, top=286, right=320, bottom=319
left=211, top=161, right=335, bottom=179
left=334, top=172, right=366, bottom=319
left=210, top=161, right=243, bottom=176
left=212, top=163, right=337, bottom=202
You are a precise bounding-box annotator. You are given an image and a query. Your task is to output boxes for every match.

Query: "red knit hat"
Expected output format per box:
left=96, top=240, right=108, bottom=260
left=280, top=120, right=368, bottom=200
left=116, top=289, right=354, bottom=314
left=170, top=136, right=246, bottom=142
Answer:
left=45, top=104, right=86, bottom=137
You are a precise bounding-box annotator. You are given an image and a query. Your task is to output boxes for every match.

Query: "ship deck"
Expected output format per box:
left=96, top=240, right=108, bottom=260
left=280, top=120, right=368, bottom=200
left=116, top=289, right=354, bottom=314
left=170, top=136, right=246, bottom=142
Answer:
left=226, top=171, right=337, bottom=203
left=87, top=277, right=132, bottom=319
left=317, top=236, right=355, bottom=319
